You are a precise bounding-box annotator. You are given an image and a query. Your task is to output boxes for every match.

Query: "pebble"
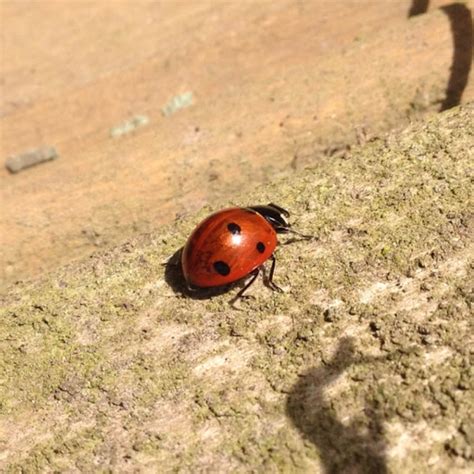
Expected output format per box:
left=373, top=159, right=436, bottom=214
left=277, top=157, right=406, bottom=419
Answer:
left=5, top=146, right=58, bottom=173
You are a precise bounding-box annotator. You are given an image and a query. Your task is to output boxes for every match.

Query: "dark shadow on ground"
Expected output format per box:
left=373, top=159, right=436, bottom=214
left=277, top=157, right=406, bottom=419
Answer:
left=286, top=337, right=388, bottom=474
left=408, top=1, right=472, bottom=110
left=440, top=3, right=473, bottom=111
left=408, top=0, right=429, bottom=17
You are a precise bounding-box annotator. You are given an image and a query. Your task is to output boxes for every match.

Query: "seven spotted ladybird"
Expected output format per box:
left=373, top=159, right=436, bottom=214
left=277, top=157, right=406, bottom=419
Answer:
left=181, top=203, right=312, bottom=300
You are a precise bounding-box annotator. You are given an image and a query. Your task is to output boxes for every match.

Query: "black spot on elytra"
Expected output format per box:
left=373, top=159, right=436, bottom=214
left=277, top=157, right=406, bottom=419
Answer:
left=256, top=242, right=265, bottom=253
left=227, top=222, right=241, bottom=235
left=213, top=261, right=231, bottom=276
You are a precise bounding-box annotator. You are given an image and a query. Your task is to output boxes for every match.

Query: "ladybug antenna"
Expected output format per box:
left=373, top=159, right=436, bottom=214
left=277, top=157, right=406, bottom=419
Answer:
left=280, top=228, right=315, bottom=242
left=265, top=204, right=315, bottom=239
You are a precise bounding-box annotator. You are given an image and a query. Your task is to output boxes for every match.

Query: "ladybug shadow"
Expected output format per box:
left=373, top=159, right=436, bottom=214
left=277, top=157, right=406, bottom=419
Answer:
left=164, top=247, right=237, bottom=300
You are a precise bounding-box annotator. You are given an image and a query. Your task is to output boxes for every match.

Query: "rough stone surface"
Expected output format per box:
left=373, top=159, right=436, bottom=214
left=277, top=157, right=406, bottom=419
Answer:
left=0, top=104, right=473, bottom=472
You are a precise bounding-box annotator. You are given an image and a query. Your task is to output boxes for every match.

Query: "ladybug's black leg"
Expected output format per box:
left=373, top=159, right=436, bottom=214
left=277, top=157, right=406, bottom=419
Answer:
left=230, top=267, right=260, bottom=304
left=267, top=254, right=283, bottom=293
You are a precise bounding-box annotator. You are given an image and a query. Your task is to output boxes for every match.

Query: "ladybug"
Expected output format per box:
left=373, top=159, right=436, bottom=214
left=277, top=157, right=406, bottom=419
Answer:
left=181, top=203, right=312, bottom=301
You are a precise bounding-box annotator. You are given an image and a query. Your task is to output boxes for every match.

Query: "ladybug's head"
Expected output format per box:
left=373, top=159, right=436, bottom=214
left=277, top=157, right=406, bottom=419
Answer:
left=248, top=203, right=291, bottom=233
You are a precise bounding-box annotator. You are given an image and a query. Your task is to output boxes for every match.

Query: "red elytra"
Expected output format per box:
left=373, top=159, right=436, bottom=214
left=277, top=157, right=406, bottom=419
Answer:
left=181, top=203, right=312, bottom=299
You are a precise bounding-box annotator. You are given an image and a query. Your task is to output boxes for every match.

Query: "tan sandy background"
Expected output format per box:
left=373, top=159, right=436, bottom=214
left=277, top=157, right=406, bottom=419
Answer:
left=1, top=0, right=472, bottom=289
